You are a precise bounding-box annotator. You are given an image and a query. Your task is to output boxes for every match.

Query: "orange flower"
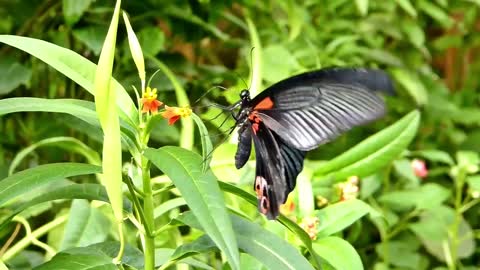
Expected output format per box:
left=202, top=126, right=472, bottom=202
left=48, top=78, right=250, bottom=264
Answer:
left=162, top=105, right=192, bottom=125
left=299, top=216, right=320, bottom=240
left=141, top=87, right=163, bottom=114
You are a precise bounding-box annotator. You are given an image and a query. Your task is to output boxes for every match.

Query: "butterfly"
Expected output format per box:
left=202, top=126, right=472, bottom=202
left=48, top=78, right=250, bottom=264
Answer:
left=230, top=67, right=394, bottom=219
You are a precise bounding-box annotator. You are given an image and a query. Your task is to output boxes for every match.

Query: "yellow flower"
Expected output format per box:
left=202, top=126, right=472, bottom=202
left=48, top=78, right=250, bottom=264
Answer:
left=161, top=105, right=192, bottom=125
left=141, top=87, right=163, bottom=114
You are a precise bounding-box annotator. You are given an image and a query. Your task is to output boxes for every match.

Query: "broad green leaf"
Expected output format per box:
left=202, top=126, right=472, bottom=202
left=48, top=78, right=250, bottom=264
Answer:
left=191, top=113, right=213, bottom=172
left=409, top=206, right=475, bottom=261
left=391, top=69, right=428, bottom=106
left=177, top=212, right=314, bottom=270
left=316, top=199, right=371, bottom=238
left=0, top=35, right=137, bottom=126
left=0, top=163, right=101, bottom=207
left=0, top=98, right=138, bottom=149
left=355, top=0, right=368, bottom=16
left=34, top=241, right=144, bottom=270
left=379, top=183, right=450, bottom=211
left=315, top=110, right=420, bottom=181
left=0, top=183, right=132, bottom=230
left=62, top=0, right=93, bottom=26
left=0, top=58, right=31, bottom=95
left=0, top=98, right=97, bottom=125
left=144, top=146, right=240, bottom=270
left=8, top=136, right=100, bottom=175
left=313, top=237, right=363, bottom=270
left=217, top=181, right=322, bottom=269
left=0, top=261, right=7, bottom=270
left=94, top=0, right=123, bottom=223
left=60, top=200, right=111, bottom=250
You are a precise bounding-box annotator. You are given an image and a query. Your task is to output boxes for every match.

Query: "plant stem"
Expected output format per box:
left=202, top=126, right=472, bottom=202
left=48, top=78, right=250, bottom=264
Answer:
left=141, top=155, right=156, bottom=270
left=2, top=214, right=68, bottom=261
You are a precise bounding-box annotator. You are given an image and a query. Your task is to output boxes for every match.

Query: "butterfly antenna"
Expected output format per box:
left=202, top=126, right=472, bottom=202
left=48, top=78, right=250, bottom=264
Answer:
left=147, top=69, right=162, bottom=88
left=192, top=85, right=228, bottom=107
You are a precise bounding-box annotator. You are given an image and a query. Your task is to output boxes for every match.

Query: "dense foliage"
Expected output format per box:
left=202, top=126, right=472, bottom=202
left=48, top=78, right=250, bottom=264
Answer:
left=1, top=0, right=479, bottom=269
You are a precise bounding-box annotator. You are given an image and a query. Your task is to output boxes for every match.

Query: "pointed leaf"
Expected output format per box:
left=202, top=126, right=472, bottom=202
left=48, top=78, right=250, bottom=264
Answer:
left=144, top=146, right=240, bottom=270
left=313, top=237, right=363, bottom=270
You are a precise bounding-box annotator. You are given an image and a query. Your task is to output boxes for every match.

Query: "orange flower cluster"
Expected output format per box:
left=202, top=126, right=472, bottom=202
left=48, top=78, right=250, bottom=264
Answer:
left=338, top=176, right=359, bottom=201
left=140, top=87, right=191, bottom=125
left=299, top=216, right=320, bottom=240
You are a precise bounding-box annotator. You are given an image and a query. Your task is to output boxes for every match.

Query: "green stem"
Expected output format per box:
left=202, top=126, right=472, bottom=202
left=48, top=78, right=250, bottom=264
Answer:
left=2, top=214, right=68, bottom=261
left=449, top=169, right=467, bottom=270
left=141, top=155, right=156, bottom=270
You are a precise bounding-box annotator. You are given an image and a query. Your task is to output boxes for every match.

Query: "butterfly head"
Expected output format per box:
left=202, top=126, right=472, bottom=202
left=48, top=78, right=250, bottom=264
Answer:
left=240, top=89, right=250, bottom=101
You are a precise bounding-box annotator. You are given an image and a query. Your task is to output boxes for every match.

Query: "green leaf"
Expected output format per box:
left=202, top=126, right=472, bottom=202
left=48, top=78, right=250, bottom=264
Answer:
left=137, top=26, right=165, bottom=56
left=170, top=235, right=218, bottom=262
left=315, top=110, right=420, bottom=181
left=316, top=199, right=371, bottom=238
left=0, top=98, right=138, bottom=152
left=60, top=200, right=111, bottom=250
left=245, top=15, right=262, bottom=96
left=0, top=58, right=31, bottom=95
left=262, top=45, right=301, bottom=84
left=94, top=0, right=123, bottom=223
left=62, top=0, right=93, bottom=26
left=144, top=146, right=240, bottom=270
left=467, top=175, right=480, bottom=192
left=177, top=212, right=314, bottom=270
left=379, top=183, right=450, bottom=211
left=8, top=136, right=100, bottom=175
left=411, top=149, right=454, bottom=165
left=153, top=197, right=186, bottom=219
left=191, top=113, right=213, bottom=172
left=0, top=98, right=98, bottom=126
left=375, top=241, right=422, bottom=269
left=409, top=206, right=475, bottom=261
left=0, top=163, right=101, bottom=207
left=0, top=35, right=137, bottom=126
left=395, top=0, right=417, bottom=17
left=355, top=0, right=368, bottom=16
left=72, top=26, right=108, bottom=55
left=418, top=0, right=454, bottom=28
left=0, top=183, right=131, bottom=230
left=313, top=237, right=363, bottom=270
left=391, top=69, right=428, bottom=106
left=34, top=241, right=144, bottom=269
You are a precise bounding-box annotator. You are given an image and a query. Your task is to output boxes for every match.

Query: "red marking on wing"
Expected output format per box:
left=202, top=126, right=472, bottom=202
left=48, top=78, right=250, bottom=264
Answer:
left=254, top=97, right=274, bottom=110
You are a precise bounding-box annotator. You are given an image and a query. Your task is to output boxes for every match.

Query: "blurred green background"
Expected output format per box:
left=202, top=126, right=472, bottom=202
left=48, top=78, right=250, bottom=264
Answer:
left=1, top=0, right=480, bottom=269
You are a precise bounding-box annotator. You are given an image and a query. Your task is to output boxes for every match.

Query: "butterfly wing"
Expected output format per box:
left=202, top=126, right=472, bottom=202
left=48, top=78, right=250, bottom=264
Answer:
left=249, top=121, right=305, bottom=219
left=251, top=67, right=394, bottom=151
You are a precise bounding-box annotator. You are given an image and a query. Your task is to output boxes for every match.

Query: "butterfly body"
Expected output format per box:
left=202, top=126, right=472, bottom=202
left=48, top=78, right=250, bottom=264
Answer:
left=232, top=67, right=394, bottom=219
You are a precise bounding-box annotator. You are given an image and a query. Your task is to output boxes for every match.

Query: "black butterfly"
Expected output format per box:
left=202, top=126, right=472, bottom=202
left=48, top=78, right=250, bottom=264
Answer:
left=231, top=67, right=394, bottom=219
